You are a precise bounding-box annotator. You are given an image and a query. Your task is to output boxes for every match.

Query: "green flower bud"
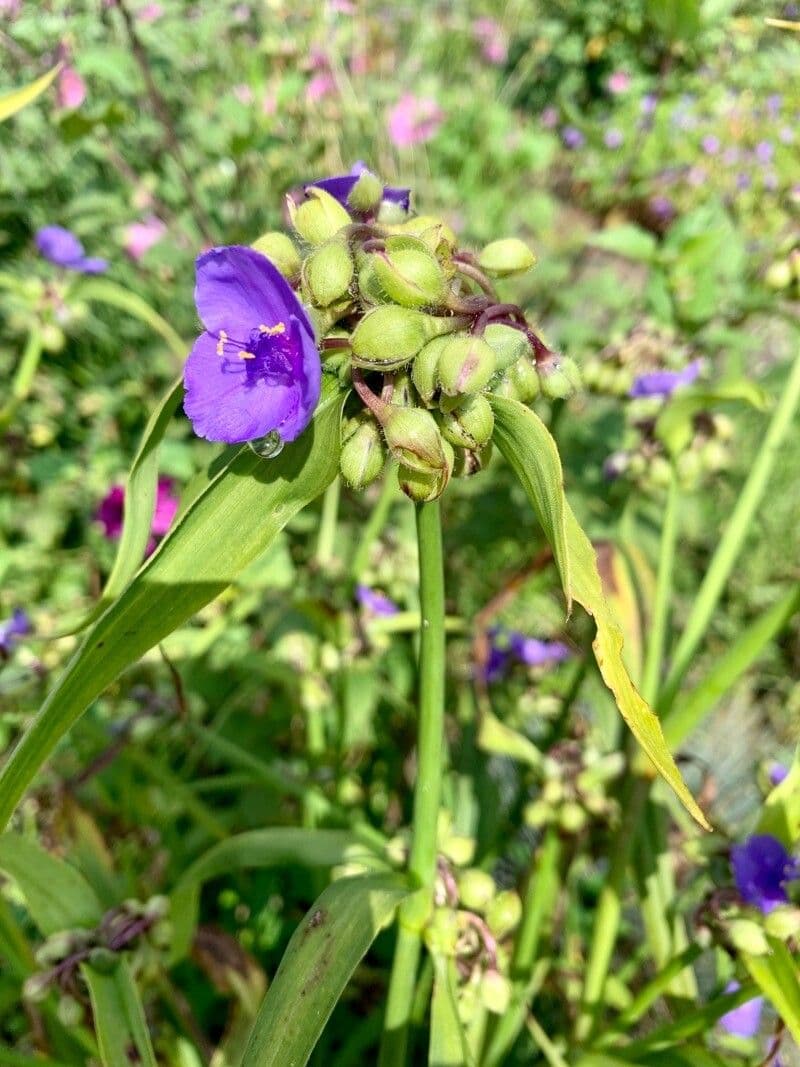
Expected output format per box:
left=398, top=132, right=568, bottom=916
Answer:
left=352, top=307, right=462, bottom=371
left=676, top=449, right=702, bottom=489
left=306, top=299, right=354, bottom=339
left=340, top=417, right=386, bottom=489
left=389, top=215, right=458, bottom=253
left=559, top=801, right=588, bottom=834
left=35, top=931, right=75, bottom=966
left=440, top=832, right=476, bottom=867
left=764, top=906, right=800, bottom=941
left=303, top=240, right=354, bottom=307
left=438, top=335, right=496, bottom=397
left=538, top=354, right=582, bottom=400
left=397, top=458, right=450, bottom=503
left=457, top=869, right=496, bottom=912
left=251, top=232, right=301, bottom=278
left=41, top=323, right=65, bottom=353
left=412, top=335, right=450, bottom=404
left=289, top=188, right=352, bottom=246
left=700, top=439, right=729, bottom=472
left=523, top=799, right=552, bottom=828
left=542, top=779, right=564, bottom=806
left=480, top=969, right=512, bottom=1015
left=478, top=238, right=536, bottom=277
left=649, top=456, right=673, bottom=489
left=439, top=395, right=494, bottom=449
left=483, top=323, right=532, bottom=372
left=347, top=170, right=383, bottom=213
left=508, top=358, right=541, bottom=403
left=144, top=895, right=170, bottom=920
left=371, top=243, right=447, bottom=309
left=382, top=407, right=447, bottom=474
left=765, top=259, right=793, bottom=290
left=57, top=995, right=83, bottom=1028
left=391, top=370, right=416, bottom=408
left=425, top=909, right=460, bottom=957
left=728, top=918, right=770, bottom=956
left=23, top=973, right=51, bottom=1003
left=377, top=199, right=409, bottom=225
left=88, top=947, right=120, bottom=974
left=453, top=443, right=492, bottom=479
left=485, top=890, right=522, bottom=939
left=358, top=261, right=388, bottom=305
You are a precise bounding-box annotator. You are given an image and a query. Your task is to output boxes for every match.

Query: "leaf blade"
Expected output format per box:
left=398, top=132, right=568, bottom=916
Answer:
left=0, top=65, right=61, bottom=122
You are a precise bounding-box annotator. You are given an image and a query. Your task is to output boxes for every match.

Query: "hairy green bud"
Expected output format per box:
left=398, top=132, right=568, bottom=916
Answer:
left=23, top=973, right=51, bottom=1003
left=425, top=909, right=460, bottom=957
left=412, top=335, right=450, bottom=404
left=764, top=906, right=800, bottom=941
left=439, top=394, right=494, bottom=449
left=485, top=890, right=522, bottom=939
left=352, top=307, right=462, bottom=371
left=457, top=869, right=496, bottom=912
left=382, top=407, right=447, bottom=474
left=57, top=995, right=83, bottom=1028
left=340, top=417, right=386, bottom=489
left=357, top=260, right=388, bottom=306
left=453, top=443, right=492, bottom=479
left=397, top=438, right=454, bottom=502
left=388, top=215, right=457, bottom=254
left=480, top=970, right=512, bottom=1015
left=251, top=232, right=301, bottom=278
left=347, top=170, right=383, bottom=214
left=538, top=354, right=582, bottom=400
left=303, top=240, right=354, bottom=307
left=87, top=947, right=120, bottom=974
left=478, top=237, right=536, bottom=277
left=371, top=241, right=447, bottom=309
left=289, top=187, right=352, bottom=246
left=483, top=323, right=532, bottom=372
left=728, top=918, right=770, bottom=956
left=438, top=335, right=496, bottom=397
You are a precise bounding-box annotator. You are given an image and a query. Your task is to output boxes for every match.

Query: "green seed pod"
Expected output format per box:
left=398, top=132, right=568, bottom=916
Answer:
left=523, top=799, right=551, bottom=828
left=508, top=358, right=540, bottom=403
left=41, top=323, right=65, bottom=353
left=398, top=463, right=447, bottom=503
left=251, top=232, right=301, bottom=278
left=389, top=215, right=458, bottom=252
left=23, top=973, right=51, bottom=1003
left=303, top=240, right=354, bottom=307
left=438, top=335, right=496, bottom=397
left=700, top=439, right=728, bottom=472
left=358, top=261, right=389, bottom=305
left=439, top=395, right=494, bottom=449
left=340, top=417, right=386, bottom=489
left=57, top=995, right=83, bottom=1028
left=485, top=890, right=522, bottom=939
left=382, top=407, right=447, bottom=474
left=412, top=335, right=450, bottom=404
left=88, top=947, right=120, bottom=974
left=483, top=323, right=532, bottom=373
left=347, top=169, right=383, bottom=214
left=728, top=919, right=770, bottom=956
left=480, top=969, right=512, bottom=1015
left=457, top=869, right=496, bottom=912
left=371, top=244, right=447, bottom=309
left=352, top=307, right=461, bottom=371
left=478, top=237, right=536, bottom=277
left=376, top=199, right=409, bottom=225
left=676, top=449, right=702, bottom=490
left=538, top=354, right=582, bottom=400
left=559, top=801, right=588, bottom=834
left=289, top=188, right=352, bottom=246
left=649, top=455, right=673, bottom=489
left=764, top=906, right=800, bottom=941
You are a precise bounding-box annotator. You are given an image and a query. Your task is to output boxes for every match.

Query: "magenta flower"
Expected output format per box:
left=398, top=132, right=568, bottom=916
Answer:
left=57, top=66, right=86, bottom=110
left=540, top=106, right=559, bottom=129
left=731, top=834, right=799, bottom=913
left=720, top=981, right=763, bottom=1038
left=472, top=18, right=508, bottom=65
left=306, top=72, right=336, bottom=104
left=97, top=478, right=178, bottom=554
left=648, top=195, right=676, bottom=221
left=356, top=585, right=399, bottom=617
left=183, top=246, right=321, bottom=445
left=607, top=70, right=631, bottom=95
left=755, top=140, right=774, bottom=164
left=123, top=216, right=166, bottom=261
left=630, top=360, right=701, bottom=399
left=307, top=163, right=411, bottom=214
left=36, top=226, right=108, bottom=274
left=388, top=93, right=444, bottom=147
left=137, top=2, right=163, bottom=20
left=0, top=609, right=31, bottom=656
left=96, top=485, right=125, bottom=540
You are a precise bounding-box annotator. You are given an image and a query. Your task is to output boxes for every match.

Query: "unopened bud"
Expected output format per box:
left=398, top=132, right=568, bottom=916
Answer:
left=438, top=335, right=496, bottom=397
left=480, top=969, right=512, bottom=1015
left=523, top=800, right=552, bottom=827
left=559, top=801, right=588, bottom=834
left=397, top=458, right=450, bottom=503
left=439, top=395, right=494, bottom=449
left=728, top=918, right=770, bottom=956
left=390, top=370, right=416, bottom=408
left=57, top=995, right=83, bottom=1028
left=764, top=906, right=800, bottom=940
left=357, top=261, right=387, bottom=306
left=371, top=241, right=447, bottom=309
left=765, top=259, right=793, bottom=290
left=453, top=444, right=492, bottom=478
left=303, top=241, right=354, bottom=307
left=347, top=170, right=383, bottom=214
left=412, top=336, right=450, bottom=404
left=251, top=232, right=301, bottom=278
left=382, top=407, right=447, bottom=474
left=41, top=323, right=65, bottom=353
left=388, top=215, right=456, bottom=252
left=23, top=973, right=51, bottom=1003
left=88, top=947, right=120, bottom=974
left=35, top=931, right=75, bottom=967
left=485, top=890, right=522, bottom=939
left=457, top=869, right=496, bottom=912
left=508, top=358, right=540, bottom=403
left=483, top=323, right=532, bottom=372
left=478, top=238, right=536, bottom=277
left=538, top=354, right=581, bottom=400
left=425, top=909, right=460, bottom=956
left=376, top=199, right=409, bottom=225
left=289, top=188, right=352, bottom=246
left=340, top=417, right=386, bottom=489
left=352, top=307, right=461, bottom=371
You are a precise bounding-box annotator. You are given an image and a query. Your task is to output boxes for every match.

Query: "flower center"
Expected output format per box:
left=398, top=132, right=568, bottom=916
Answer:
left=216, top=322, right=297, bottom=390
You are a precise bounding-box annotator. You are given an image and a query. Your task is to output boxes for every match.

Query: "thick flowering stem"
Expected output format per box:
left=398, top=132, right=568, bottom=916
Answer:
left=380, top=499, right=446, bottom=1067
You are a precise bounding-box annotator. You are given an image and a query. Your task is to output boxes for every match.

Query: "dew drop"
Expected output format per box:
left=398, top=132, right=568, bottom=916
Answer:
left=248, top=431, right=284, bottom=459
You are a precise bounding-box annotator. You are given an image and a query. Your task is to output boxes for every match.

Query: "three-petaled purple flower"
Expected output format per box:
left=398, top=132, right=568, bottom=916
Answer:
left=97, top=477, right=179, bottom=554
left=629, top=359, right=701, bottom=399
left=483, top=627, right=571, bottom=682
left=35, top=225, right=108, bottom=274
left=356, top=585, right=399, bottom=617
left=0, top=608, right=31, bottom=656
left=731, top=833, right=799, bottom=913
left=306, top=163, right=410, bottom=214
left=183, top=246, right=321, bottom=445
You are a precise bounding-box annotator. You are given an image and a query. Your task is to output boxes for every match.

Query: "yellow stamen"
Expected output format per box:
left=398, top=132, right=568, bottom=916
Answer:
left=239, top=351, right=255, bottom=359
left=216, top=330, right=228, bottom=356
left=259, top=322, right=286, bottom=336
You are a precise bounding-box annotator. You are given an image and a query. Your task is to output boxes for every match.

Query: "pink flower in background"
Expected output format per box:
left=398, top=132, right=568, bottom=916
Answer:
left=262, top=90, right=277, bottom=116
left=350, top=51, right=369, bottom=76
left=137, top=2, right=163, bottom=20
left=57, top=66, right=86, bottom=110
left=233, top=84, right=254, bottom=105
left=0, top=0, right=22, bottom=16
left=306, top=72, right=336, bottom=103
left=472, top=18, right=508, bottom=65
left=540, top=106, right=559, bottom=129
left=96, top=477, right=178, bottom=554
left=330, top=0, right=356, bottom=12
left=388, top=93, right=444, bottom=147
left=123, top=216, right=166, bottom=261
left=607, top=70, right=631, bottom=95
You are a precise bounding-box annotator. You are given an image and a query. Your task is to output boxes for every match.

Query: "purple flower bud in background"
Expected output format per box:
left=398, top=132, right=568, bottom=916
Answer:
left=472, top=17, right=508, bottom=66
left=561, top=126, right=585, bottom=149
left=731, top=834, right=799, bottom=913
left=306, top=72, right=336, bottom=103
left=183, top=246, right=321, bottom=445
left=137, top=2, right=164, bottom=21
left=701, top=134, right=720, bottom=155
left=97, top=478, right=178, bottom=554
left=123, top=216, right=166, bottom=260
left=36, top=225, right=108, bottom=274
left=769, top=763, right=789, bottom=786
left=0, top=609, right=31, bottom=656
left=630, top=360, right=701, bottom=399
left=736, top=173, right=752, bottom=191
left=720, top=982, right=763, bottom=1038
left=307, top=163, right=411, bottom=213
left=540, top=106, right=559, bottom=129
left=755, top=140, right=774, bottom=164
left=722, top=147, right=740, bottom=165
left=57, top=66, right=86, bottom=110
left=648, top=195, right=676, bottom=222
left=356, top=585, right=399, bottom=617
left=640, top=93, right=657, bottom=115
left=765, top=93, right=782, bottom=116
left=603, top=128, right=624, bottom=149
left=508, top=633, right=571, bottom=667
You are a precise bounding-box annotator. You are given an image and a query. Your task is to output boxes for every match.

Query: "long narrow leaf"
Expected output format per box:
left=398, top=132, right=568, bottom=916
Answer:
left=741, top=938, right=800, bottom=1045
left=84, top=961, right=158, bottom=1067
left=74, top=278, right=187, bottom=359
left=0, top=65, right=61, bottom=122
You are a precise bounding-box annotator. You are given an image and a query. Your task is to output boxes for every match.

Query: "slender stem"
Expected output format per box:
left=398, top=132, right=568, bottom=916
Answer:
left=659, top=346, right=800, bottom=712
left=379, top=499, right=447, bottom=1067
left=526, top=1016, right=570, bottom=1067
left=512, top=827, right=562, bottom=981
left=350, top=465, right=397, bottom=580
left=315, top=477, right=340, bottom=570
left=641, top=466, right=679, bottom=705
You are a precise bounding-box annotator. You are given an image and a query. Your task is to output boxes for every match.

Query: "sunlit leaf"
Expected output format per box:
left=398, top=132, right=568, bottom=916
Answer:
left=741, top=937, right=800, bottom=1046
left=655, top=379, right=768, bottom=457
left=0, top=65, right=61, bottom=123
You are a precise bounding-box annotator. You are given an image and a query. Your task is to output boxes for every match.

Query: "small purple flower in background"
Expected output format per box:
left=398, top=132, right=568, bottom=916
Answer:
left=603, top=128, right=624, bottom=149
left=769, top=763, right=789, bottom=786
left=97, top=478, right=178, bottom=554
left=540, top=106, right=559, bottom=129
left=648, top=195, right=676, bottom=222
left=57, top=66, right=86, bottom=110
left=779, top=126, right=795, bottom=144
left=720, top=981, right=763, bottom=1038
left=701, top=134, right=720, bottom=155
left=561, top=126, right=585, bottom=149
left=640, top=93, right=657, bottom=115
left=0, top=609, right=31, bottom=657
left=307, top=163, right=411, bottom=214
left=36, top=225, right=108, bottom=274
left=96, top=485, right=125, bottom=541
left=388, top=93, right=444, bottom=147
left=356, top=585, right=399, bottom=617
left=123, top=216, right=166, bottom=261
left=630, top=360, right=701, bottom=399
left=472, top=17, right=508, bottom=66
left=483, top=627, right=571, bottom=682
left=736, top=172, right=752, bottom=191
left=688, top=166, right=708, bottom=187
left=607, top=70, right=631, bottom=95
left=731, top=833, right=799, bottom=913
left=754, top=140, right=774, bottom=164
left=306, top=72, right=337, bottom=104
left=765, top=93, right=782, bottom=117
left=722, top=146, right=740, bottom=165
left=183, top=246, right=321, bottom=445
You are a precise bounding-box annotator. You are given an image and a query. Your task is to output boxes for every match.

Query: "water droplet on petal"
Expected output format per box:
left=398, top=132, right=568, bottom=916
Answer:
left=248, top=431, right=284, bottom=459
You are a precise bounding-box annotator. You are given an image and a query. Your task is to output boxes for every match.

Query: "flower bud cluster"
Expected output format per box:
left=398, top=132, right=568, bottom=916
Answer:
left=258, top=169, right=573, bottom=502
left=524, top=741, right=623, bottom=835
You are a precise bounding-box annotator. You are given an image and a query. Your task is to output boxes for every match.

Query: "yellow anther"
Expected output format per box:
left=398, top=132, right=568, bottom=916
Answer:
left=216, top=330, right=228, bottom=356
left=239, top=351, right=255, bottom=359
left=259, top=322, right=286, bottom=336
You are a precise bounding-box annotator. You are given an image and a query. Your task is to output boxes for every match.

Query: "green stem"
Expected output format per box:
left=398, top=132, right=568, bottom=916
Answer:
left=512, top=827, right=562, bottom=981
left=315, top=477, right=341, bottom=570
left=350, top=464, right=398, bottom=580
left=659, top=346, right=800, bottom=712
left=0, top=326, right=43, bottom=429
left=641, top=466, right=679, bottom=706
left=379, top=499, right=447, bottom=1067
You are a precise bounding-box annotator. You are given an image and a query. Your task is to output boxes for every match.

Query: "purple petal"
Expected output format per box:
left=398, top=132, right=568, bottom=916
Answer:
left=356, top=585, right=399, bottom=616
left=0, top=608, right=32, bottom=654
left=306, top=166, right=411, bottom=213
left=194, top=246, right=314, bottom=341
left=720, top=982, right=763, bottom=1038
left=36, top=225, right=84, bottom=266
left=629, top=360, right=701, bottom=398
left=96, top=485, right=126, bottom=540
left=151, top=477, right=179, bottom=537
left=731, top=834, right=797, bottom=913
left=509, top=634, right=571, bottom=667
left=769, top=763, right=789, bottom=786
left=76, top=255, right=109, bottom=274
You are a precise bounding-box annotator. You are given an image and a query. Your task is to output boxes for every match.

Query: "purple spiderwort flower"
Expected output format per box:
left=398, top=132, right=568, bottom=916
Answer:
left=736, top=172, right=752, bottom=191
left=35, top=225, right=107, bottom=274
left=648, top=195, right=676, bottom=222
left=183, top=246, right=321, bottom=445
left=306, top=163, right=411, bottom=214
left=731, top=834, right=799, bottom=913
left=97, top=477, right=178, bottom=554
left=769, top=763, right=789, bottom=786
left=483, top=627, right=571, bottom=682
left=629, top=359, right=701, bottom=399
left=0, top=609, right=31, bottom=656
left=356, top=585, right=399, bottom=617
left=720, top=981, right=763, bottom=1038
left=561, top=126, right=585, bottom=149
left=607, top=70, right=631, bottom=95
left=755, top=140, right=774, bottom=165
left=701, top=134, right=721, bottom=155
